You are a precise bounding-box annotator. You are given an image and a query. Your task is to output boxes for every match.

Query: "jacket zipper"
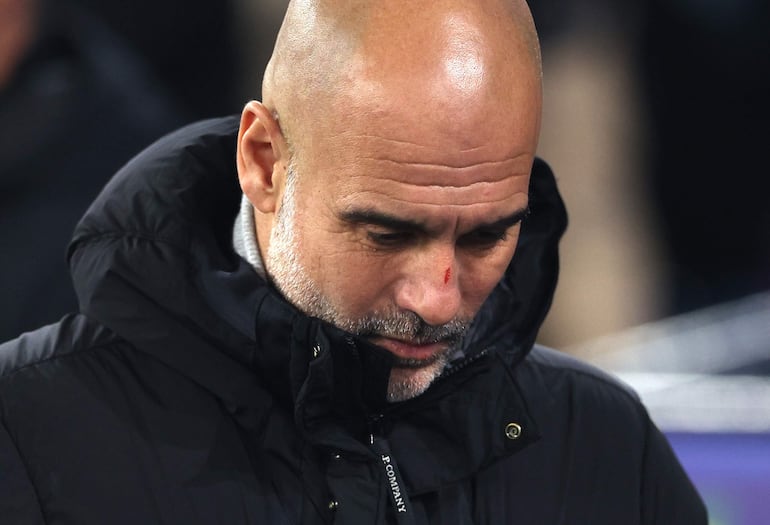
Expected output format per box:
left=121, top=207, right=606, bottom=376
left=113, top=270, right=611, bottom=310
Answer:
left=358, top=345, right=491, bottom=524
left=438, top=347, right=491, bottom=380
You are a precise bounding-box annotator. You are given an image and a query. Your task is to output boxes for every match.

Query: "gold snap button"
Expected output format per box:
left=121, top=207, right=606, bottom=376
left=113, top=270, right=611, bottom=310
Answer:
left=505, top=422, right=522, bottom=440
left=328, top=500, right=339, bottom=511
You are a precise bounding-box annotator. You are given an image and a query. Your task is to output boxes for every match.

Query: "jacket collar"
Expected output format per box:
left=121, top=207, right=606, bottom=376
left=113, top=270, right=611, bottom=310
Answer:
left=251, top=288, right=543, bottom=494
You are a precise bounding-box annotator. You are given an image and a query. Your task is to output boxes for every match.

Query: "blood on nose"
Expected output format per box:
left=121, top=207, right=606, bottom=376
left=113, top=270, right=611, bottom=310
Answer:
left=443, top=267, right=451, bottom=284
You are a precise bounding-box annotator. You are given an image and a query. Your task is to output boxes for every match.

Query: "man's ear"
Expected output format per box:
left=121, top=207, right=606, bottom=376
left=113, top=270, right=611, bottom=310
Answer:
left=236, top=100, right=290, bottom=213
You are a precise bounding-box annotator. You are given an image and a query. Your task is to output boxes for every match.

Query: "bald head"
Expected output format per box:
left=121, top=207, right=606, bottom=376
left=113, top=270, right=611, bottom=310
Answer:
left=263, top=0, right=542, bottom=155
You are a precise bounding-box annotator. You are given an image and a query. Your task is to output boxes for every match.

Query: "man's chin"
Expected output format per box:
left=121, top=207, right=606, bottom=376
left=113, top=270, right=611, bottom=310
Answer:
left=386, top=355, right=448, bottom=403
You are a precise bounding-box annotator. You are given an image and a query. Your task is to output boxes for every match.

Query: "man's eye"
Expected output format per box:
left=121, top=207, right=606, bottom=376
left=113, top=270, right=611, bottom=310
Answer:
left=458, top=229, right=509, bottom=248
left=367, top=230, right=412, bottom=246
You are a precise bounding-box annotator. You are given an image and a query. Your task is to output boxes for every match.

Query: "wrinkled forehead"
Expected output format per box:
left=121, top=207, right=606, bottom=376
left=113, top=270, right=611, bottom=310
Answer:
left=303, top=74, right=540, bottom=174
left=295, top=94, right=537, bottom=219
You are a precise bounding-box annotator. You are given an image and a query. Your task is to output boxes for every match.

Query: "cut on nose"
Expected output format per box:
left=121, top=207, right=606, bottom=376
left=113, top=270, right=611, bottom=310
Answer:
left=394, top=271, right=462, bottom=327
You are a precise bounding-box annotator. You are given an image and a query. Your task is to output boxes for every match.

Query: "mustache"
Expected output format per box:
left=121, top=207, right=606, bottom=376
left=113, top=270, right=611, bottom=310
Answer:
left=340, top=310, right=471, bottom=345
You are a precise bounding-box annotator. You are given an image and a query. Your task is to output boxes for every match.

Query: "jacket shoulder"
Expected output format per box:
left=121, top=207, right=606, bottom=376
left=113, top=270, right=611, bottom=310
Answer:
left=0, top=314, right=121, bottom=380
left=524, top=344, right=641, bottom=404
left=0, top=314, right=124, bottom=524
left=511, top=346, right=707, bottom=523
left=517, top=345, right=649, bottom=435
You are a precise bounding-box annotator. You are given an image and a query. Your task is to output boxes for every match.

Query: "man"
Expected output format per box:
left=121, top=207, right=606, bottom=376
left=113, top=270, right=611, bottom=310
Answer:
left=0, top=0, right=706, bottom=523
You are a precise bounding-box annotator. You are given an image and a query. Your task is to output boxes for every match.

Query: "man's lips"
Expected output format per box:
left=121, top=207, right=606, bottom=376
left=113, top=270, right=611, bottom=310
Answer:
left=369, top=337, right=447, bottom=364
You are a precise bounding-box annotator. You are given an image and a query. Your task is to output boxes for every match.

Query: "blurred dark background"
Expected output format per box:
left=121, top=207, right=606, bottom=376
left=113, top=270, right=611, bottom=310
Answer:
left=0, top=0, right=286, bottom=341
left=531, top=0, right=770, bottom=345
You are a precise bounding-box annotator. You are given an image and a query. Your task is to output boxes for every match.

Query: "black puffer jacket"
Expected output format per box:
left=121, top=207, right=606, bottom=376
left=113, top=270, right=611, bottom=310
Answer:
left=0, top=117, right=706, bottom=524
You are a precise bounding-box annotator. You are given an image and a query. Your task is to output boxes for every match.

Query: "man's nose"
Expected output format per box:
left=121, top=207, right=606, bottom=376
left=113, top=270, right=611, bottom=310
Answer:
left=393, top=247, right=462, bottom=326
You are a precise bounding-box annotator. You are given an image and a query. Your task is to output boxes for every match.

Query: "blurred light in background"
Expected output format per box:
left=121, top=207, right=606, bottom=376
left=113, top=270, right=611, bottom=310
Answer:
left=572, top=292, right=770, bottom=525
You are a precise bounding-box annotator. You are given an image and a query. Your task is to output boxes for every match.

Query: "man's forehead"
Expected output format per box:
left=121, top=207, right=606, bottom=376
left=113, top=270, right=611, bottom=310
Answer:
left=301, top=96, right=539, bottom=178
left=324, top=151, right=532, bottom=224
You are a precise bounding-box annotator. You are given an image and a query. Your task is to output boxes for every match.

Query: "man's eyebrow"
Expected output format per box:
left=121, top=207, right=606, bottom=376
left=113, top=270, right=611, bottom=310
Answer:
left=339, top=209, right=429, bottom=233
left=338, top=207, right=530, bottom=232
left=475, top=207, right=531, bottom=231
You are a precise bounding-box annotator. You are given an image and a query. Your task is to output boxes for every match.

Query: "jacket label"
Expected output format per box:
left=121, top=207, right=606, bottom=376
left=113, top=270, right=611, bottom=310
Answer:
left=381, top=454, right=407, bottom=513
left=371, top=435, right=415, bottom=525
